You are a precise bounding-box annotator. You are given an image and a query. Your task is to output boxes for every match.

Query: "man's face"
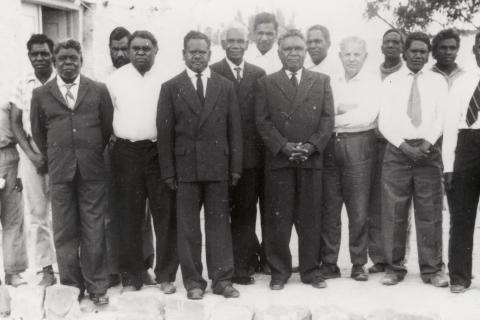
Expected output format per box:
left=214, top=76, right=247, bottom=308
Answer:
left=254, top=23, right=277, bottom=54
left=54, top=48, right=82, bottom=81
left=405, top=40, right=429, bottom=73
left=339, top=41, right=367, bottom=77
left=110, top=36, right=129, bottom=69
left=278, top=36, right=306, bottom=72
left=473, top=39, right=480, bottom=68
left=128, top=37, right=158, bottom=73
left=222, top=28, right=248, bottom=64
left=306, top=29, right=330, bottom=65
left=434, top=38, right=458, bottom=67
left=28, top=43, right=53, bottom=74
left=183, top=39, right=211, bottom=73
left=381, top=32, right=402, bottom=60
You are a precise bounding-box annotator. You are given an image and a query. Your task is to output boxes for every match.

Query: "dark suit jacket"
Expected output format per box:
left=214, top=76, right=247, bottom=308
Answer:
left=255, top=68, right=334, bottom=169
left=157, top=70, right=243, bottom=182
left=30, top=75, right=113, bottom=183
left=210, top=59, right=266, bottom=169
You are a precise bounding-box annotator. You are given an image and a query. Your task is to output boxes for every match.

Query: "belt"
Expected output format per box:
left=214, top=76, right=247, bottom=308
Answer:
left=332, top=129, right=374, bottom=138
left=116, top=137, right=156, bottom=148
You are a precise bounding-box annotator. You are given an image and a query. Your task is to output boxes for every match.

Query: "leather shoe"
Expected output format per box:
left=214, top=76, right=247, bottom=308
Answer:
left=121, top=272, right=142, bottom=291
left=450, top=284, right=467, bottom=293
left=424, top=273, right=449, bottom=288
left=215, top=285, right=240, bottom=298
left=142, top=270, right=157, bottom=286
left=311, top=278, right=327, bottom=289
left=5, top=274, right=27, bottom=287
left=319, top=263, right=341, bottom=279
left=38, top=266, right=57, bottom=287
left=381, top=273, right=400, bottom=286
left=232, top=276, right=255, bottom=285
left=187, top=288, right=204, bottom=300
left=269, top=280, right=285, bottom=290
left=351, top=265, right=368, bottom=281
left=368, top=263, right=386, bottom=274
left=89, top=293, right=109, bottom=306
left=159, top=282, right=176, bottom=294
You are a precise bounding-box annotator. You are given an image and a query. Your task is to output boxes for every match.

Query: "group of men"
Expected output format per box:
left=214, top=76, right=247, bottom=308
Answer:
left=1, top=11, right=480, bottom=305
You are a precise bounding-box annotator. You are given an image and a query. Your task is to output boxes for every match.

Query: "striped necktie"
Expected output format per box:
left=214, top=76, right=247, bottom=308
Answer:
left=466, top=80, right=480, bottom=127
left=234, top=67, right=242, bottom=82
left=64, top=83, right=76, bottom=109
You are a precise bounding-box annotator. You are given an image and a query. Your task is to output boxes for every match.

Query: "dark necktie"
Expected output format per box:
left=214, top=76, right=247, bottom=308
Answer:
left=466, top=80, right=480, bottom=126
left=291, top=72, right=298, bottom=89
left=234, top=67, right=242, bottom=82
left=407, top=73, right=422, bottom=127
left=196, top=73, right=204, bottom=104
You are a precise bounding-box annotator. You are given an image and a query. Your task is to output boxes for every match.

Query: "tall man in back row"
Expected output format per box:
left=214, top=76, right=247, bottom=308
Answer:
left=255, top=29, right=334, bottom=290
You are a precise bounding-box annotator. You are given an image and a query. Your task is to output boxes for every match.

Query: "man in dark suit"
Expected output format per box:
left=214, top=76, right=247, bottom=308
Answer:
left=158, top=30, right=243, bottom=300
left=30, top=40, right=112, bottom=305
left=255, top=29, right=334, bottom=290
left=210, top=23, right=266, bottom=285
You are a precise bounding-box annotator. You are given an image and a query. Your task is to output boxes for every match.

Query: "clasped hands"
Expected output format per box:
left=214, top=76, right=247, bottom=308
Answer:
left=399, top=140, right=432, bottom=162
left=282, top=142, right=315, bottom=164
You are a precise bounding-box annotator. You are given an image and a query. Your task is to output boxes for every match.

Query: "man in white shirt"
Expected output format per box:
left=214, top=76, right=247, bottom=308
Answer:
left=9, top=34, right=57, bottom=287
left=431, top=28, right=465, bottom=89
left=244, top=12, right=282, bottom=75
left=305, top=25, right=339, bottom=77
left=442, top=36, right=480, bottom=292
left=106, top=31, right=178, bottom=293
left=379, top=32, right=448, bottom=287
left=320, top=36, right=380, bottom=282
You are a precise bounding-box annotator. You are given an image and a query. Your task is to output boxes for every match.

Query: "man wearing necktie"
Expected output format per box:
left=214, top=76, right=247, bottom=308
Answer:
left=158, top=31, right=243, bottom=300
left=379, top=32, right=449, bottom=287
left=442, top=31, right=480, bottom=293
left=30, top=40, right=113, bottom=305
left=255, top=29, right=334, bottom=290
left=211, top=23, right=266, bottom=285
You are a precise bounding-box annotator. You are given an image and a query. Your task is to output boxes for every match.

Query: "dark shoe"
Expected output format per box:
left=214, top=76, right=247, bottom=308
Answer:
left=187, top=288, right=204, bottom=300
left=108, top=274, right=121, bottom=288
left=368, top=263, right=386, bottom=274
left=269, top=280, right=285, bottom=290
left=78, top=289, right=85, bottom=302
left=5, top=274, right=27, bottom=287
left=450, top=284, right=467, bottom=293
left=351, top=265, right=368, bottom=281
left=381, top=273, right=400, bottom=286
left=159, top=282, right=176, bottom=294
left=121, top=272, right=142, bottom=291
left=38, top=266, right=57, bottom=287
left=311, top=278, right=327, bottom=289
left=215, top=285, right=240, bottom=298
left=292, top=266, right=300, bottom=273
left=142, top=270, right=157, bottom=286
left=424, top=273, right=449, bottom=288
left=89, top=293, right=109, bottom=306
left=319, top=263, right=341, bottom=279
left=232, top=276, right=255, bottom=285
left=262, top=264, right=272, bottom=275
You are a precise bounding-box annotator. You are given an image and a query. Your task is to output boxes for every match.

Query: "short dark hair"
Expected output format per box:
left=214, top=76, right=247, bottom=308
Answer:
left=128, top=30, right=158, bottom=48
left=27, top=34, right=54, bottom=54
left=306, top=24, right=331, bottom=45
left=382, top=28, right=405, bottom=44
left=183, top=30, right=211, bottom=50
left=54, top=39, right=82, bottom=55
left=404, top=31, right=431, bottom=52
left=253, top=12, right=278, bottom=32
left=109, top=26, right=131, bottom=45
left=432, top=28, right=460, bottom=56
left=278, top=29, right=305, bottom=47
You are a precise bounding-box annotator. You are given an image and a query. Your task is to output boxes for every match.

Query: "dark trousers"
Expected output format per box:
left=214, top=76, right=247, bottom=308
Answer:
left=177, top=181, right=233, bottom=292
left=264, top=167, right=322, bottom=283
left=447, top=129, right=480, bottom=287
left=51, top=169, right=108, bottom=294
left=321, top=130, right=376, bottom=266
left=111, top=139, right=178, bottom=286
left=382, top=142, right=444, bottom=279
left=230, top=168, right=262, bottom=277
left=368, top=138, right=387, bottom=265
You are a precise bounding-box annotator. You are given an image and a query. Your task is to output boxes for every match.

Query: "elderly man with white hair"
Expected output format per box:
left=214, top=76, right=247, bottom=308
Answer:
left=320, top=36, right=381, bottom=282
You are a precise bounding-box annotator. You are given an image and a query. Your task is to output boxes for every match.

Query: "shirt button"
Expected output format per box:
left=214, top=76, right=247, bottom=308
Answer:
left=72, top=129, right=77, bottom=133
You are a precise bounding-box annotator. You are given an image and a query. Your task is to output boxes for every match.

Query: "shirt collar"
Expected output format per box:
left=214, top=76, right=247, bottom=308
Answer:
left=252, top=43, right=278, bottom=58
left=285, top=68, right=302, bottom=80
left=431, top=63, right=463, bottom=78
left=225, top=58, right=245, bottom=71
left=186, top=66, right=211, bottom=79
left=27, top=69, right=56, bottom=84
left=56, top=74, right=80, bottom=88
left=338, top=67, right=366, bottom=83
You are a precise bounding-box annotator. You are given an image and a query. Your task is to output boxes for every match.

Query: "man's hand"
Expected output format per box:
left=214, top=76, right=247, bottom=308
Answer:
left=399, top=142, right=428, bottom=161
left=418, top=140, right=433, bottom=155
left=444, top=172, right=453, bottom=191
left=230, top=173, right=241, bottom=187
left=28, top=152, right=45, bottom=170
left=281, top=142, right=301, bottom=157
left=164, top=177, right=177, bottom=191
left=298, top=142, right=315, bottom=157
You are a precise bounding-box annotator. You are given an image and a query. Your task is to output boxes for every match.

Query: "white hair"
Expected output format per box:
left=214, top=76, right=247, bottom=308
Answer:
left=339, top=36, right=367, bottom=53
left=221, top=22, right=249, bottom=41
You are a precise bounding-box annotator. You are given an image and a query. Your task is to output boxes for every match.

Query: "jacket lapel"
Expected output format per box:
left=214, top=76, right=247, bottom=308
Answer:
left=287, top=69, right=316, bottom=117
left=272, top=70, right=295, bottom=103
left=48, top=78, right=69, bottom=109
left=178, top=71, right=202, bottom=115
left=74, top=76, right=90, bottom=110
left=220, top=59, right=237, bottom=83
left=236, top=63, right=253, bottom=105
left=198, top=72, right=221, bottom=129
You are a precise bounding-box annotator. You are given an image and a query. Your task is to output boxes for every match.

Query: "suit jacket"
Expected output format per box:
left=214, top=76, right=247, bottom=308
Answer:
left=255, top=68, right=334, bottom=169
left=30, top=75, right=113, bottom=183
left=210, top=59, right=266, bottom=169
left=157, top=69, right=243, bottom=182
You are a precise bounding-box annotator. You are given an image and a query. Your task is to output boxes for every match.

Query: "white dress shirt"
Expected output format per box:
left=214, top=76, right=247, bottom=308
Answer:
left=332, top=68, right=381, bottom=133
left=305, top=54, right=341, bottom=78
left=244, top=43, right=282, bottom=75
left=442, top=71, right=480, bottom=172
left=185, top=66, right=211, bottom=97
left=379, top=66, right=448, bottom=148
left=225, top=58, right=245, bottom=80
left=284, top=68, right=302, bottom=84
left=106, top=63, right=164, bottom=142
left=57, top=75, right=80, bottom=108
